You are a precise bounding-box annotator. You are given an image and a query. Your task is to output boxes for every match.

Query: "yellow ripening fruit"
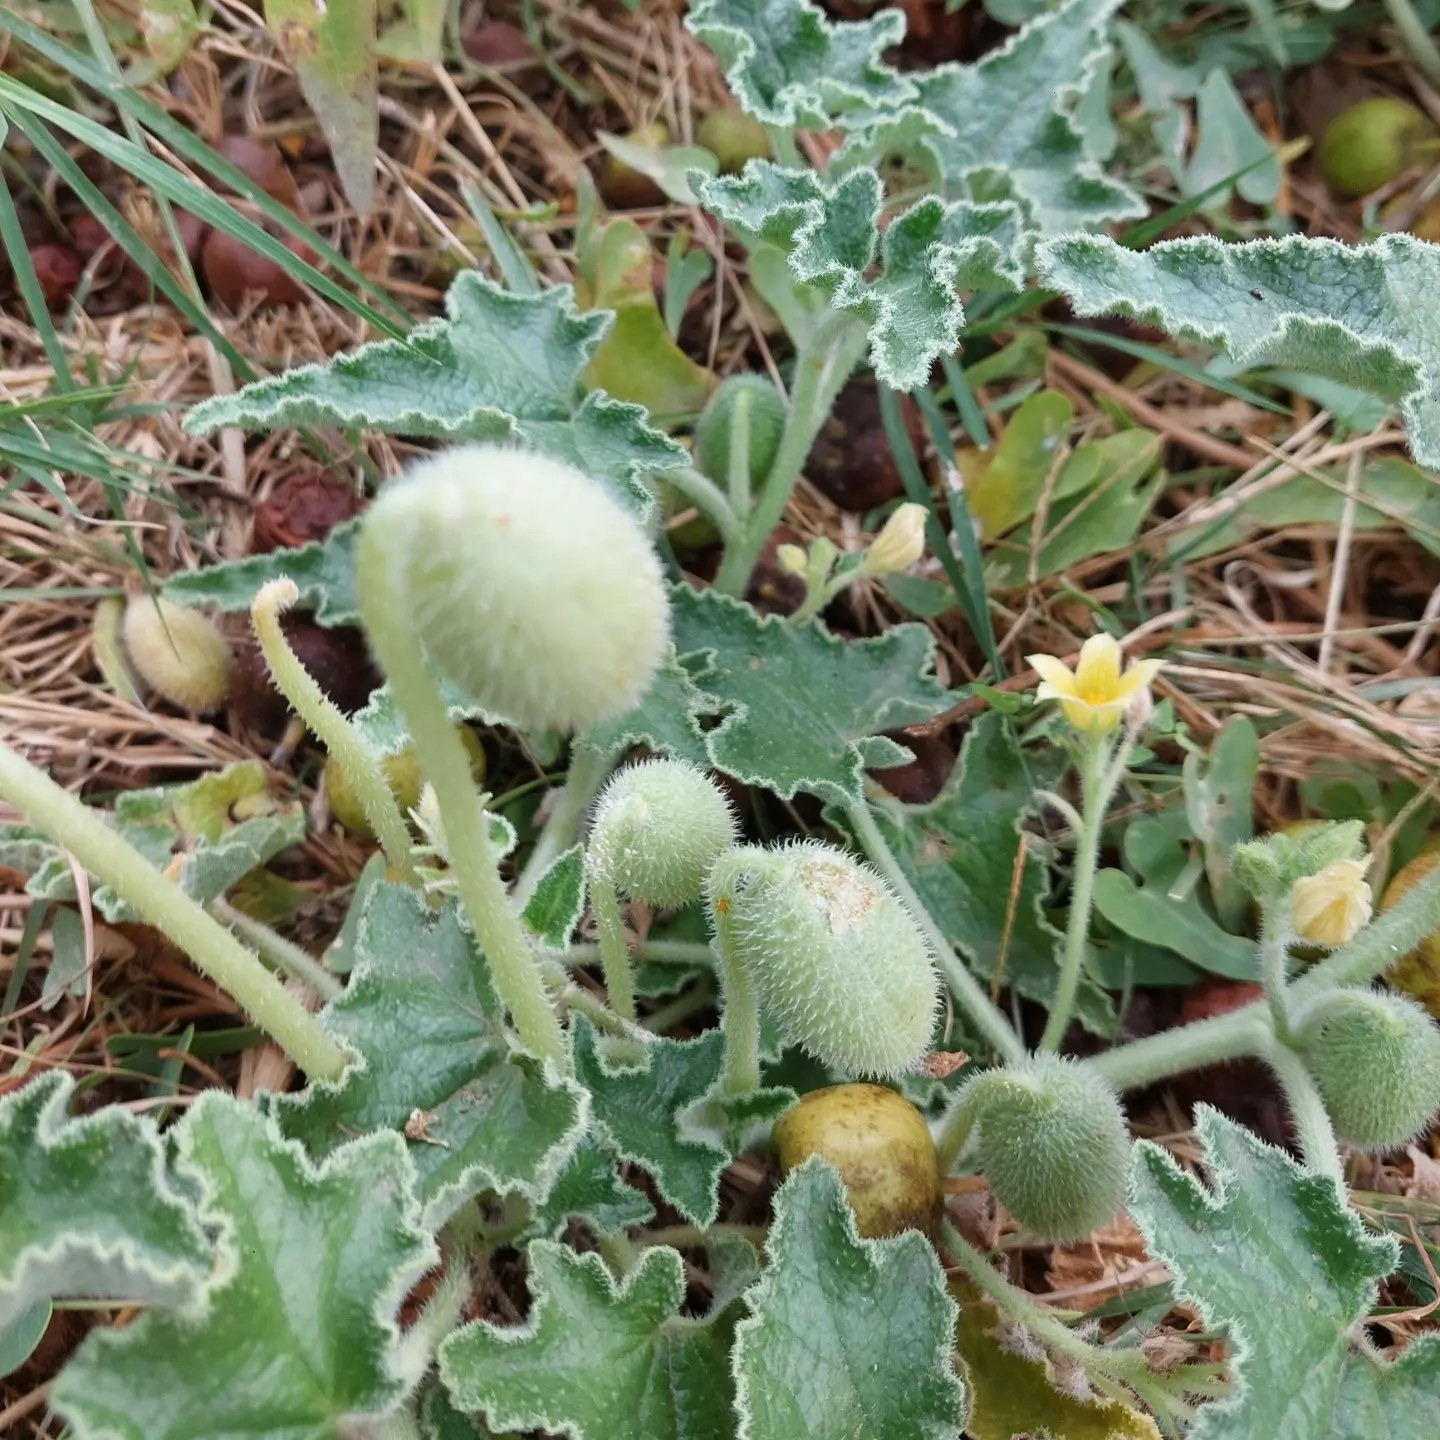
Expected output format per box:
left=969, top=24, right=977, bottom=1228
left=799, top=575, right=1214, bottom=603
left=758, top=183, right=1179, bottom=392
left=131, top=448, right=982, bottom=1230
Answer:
left=326, top=727, right=485, bottom=840
left=1381, top=853, right=1440, bottom=1019
left=1318, top=97, right=1437, bottom=198
left=121, top=595, right=233, bottom=713
left=773, top=1083, right=942, bottom=1238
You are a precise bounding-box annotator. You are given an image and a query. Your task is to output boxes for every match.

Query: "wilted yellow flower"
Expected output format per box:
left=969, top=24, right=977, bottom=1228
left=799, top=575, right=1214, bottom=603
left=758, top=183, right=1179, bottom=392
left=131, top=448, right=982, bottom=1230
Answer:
left=864, top=503, right=928, bottom=576
left=1292, top=859, right=1373, bottom=949
left=775, top=543, right=808, bottom=577
left=1026, top=634, right=1164, bottom=735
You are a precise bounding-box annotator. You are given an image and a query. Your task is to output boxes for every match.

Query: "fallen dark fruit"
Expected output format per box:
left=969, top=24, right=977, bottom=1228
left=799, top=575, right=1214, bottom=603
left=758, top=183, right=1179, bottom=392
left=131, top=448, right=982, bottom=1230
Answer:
left=806, top=375, right=924, bottom=512
left=229, top=620, right=378, bottom=735
left=203, top=228, right=310, bottom=309
left=31, top=245, right=82, bottom=306
left=253, top=469, right=366, bottom=553
left=598, top=122, right=670, bottom=210
left=873, top=731, right=956, bottom=805
left=463, top=19, right=536, bottom=66
left=215, top=135, right=302, bottom=206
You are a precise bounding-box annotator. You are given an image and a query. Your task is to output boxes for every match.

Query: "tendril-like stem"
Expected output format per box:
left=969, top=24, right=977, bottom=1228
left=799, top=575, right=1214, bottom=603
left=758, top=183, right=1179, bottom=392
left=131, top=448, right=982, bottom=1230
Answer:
left=710, top=905, right=761, bottom=1095
left=588, top=868, right=638, bottom=1023
left=1259, top=1035, right=1347, bottom=1190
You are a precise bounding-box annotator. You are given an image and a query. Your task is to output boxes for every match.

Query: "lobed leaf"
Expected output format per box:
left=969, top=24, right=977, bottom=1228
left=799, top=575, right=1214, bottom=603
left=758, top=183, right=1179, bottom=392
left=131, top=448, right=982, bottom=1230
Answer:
left=522, top=1132, right=654, bottom=1242
left=1129, top=1106, right=1440, bottom=1438
left=441, top=1236, right=756, bottom=1440
left=1037, top=232, right=1440, bottom=467
left=273, top=885, right=586, bottom=1226
left=52, top=1095, right=435, bottom=1440
left=733, top=1158, right=966, bottom=1439
left=0, top=1073, right=211, bottom=1331
left=520, top=844, right=587, bottom=953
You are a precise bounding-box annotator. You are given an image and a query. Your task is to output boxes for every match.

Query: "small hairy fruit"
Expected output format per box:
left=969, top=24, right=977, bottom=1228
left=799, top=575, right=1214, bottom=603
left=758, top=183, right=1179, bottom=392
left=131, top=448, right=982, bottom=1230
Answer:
left=707, top=840, right=939, bottom=1078
left=122, top=595, right=233, bottom=713
left=327, top=728, right=485, bottom=840
left=1380, top=853, right=1440, bottom=1018
left=1299, top=988, right=1440, bottom=1149
left=1318, top=97, right=1436, bottom=198
left=969, top=1053, right=1129, bottom=1242
left=696, top=106, right=771, bottom=174
left=588, top=759, right=737, bottom=908
left=774, top=1083, right=942, bottom=1238
left=363, top=444, right=670, bottom=734
left=693, top=374, right=787, bottom=490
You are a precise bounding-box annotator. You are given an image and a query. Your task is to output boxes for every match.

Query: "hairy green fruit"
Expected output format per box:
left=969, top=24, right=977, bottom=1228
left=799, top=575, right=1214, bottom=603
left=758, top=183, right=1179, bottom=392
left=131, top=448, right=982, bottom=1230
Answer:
left=326, top=727, right=484, bottom=841
left=1318, top=97, right=1436, bottom=198
left=362, top=444, right=670, bottom=734
left=693, top=375, right=787, bottom=490
left=968, top=1054, right=1129, bottom=1242
left=706, top=840, right=939, bottom=1078
left=122, top=595, right=233, bottom=713
left=773, top=1083, right=942, bottom=1238
left=587, top=758, right=737, bottom=908
left=696, top=105, right=771, bottom=175
left=1381, top=854, right=1440, bottom=1019
left=1299, top=988, right=1440, bottom=1150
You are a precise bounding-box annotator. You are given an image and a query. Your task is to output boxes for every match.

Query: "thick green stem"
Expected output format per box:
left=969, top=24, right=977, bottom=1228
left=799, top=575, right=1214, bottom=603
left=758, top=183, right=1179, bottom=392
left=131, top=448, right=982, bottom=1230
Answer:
left=1260, top=1036, right=1346, bottom=1190
left=712, top=912, right=761, bottom=1095
left=357, top=529, right=568, bottom=1070
left=726, top=388, right=754, bottom=518
left=513, top=740, right=619, bottom=909
left=588, top=869, right=638, bottom=1022
left=1258, top=898, right=1293, bottom=1043
left=0, top=741, right=347, bottom=1080
left=712, top=322, right=869, bottom=597
left=846, top=798, right=1024, bottom=1066
left=251, top=579, right=419, bottom=883
left=1086, top=1006, right=1274, bottom=1091
left=563, top=938, right=715, bottom=967
left=666, top=466, right=742, bottom=547
left=934, top=1078, right=987, bottom=1174
left=209, top=898, right=342, bottom=1001
left=1040, top=734, right=1124, bottom=1053
left=1383, top=0, right=1440, bottom=89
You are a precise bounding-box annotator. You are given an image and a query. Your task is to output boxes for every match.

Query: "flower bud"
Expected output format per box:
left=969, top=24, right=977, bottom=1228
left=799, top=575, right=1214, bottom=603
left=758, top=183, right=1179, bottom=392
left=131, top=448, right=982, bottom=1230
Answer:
left=122, top=595, right=233, bottom=713
left=706, top=840, right=939, bottom=1078
left=775, top=543, right=807, bottom=577
left=361, top=444, right=670, bottom=734
left=1291, top=859, right=1372, bottom=949
left=587, top=758, right=737, bottom=908
left=864, top=502, right=927, bottom=577
left=1300, top=988, right=1440, bottom=1149
left=968, top=1053, right=1129, bottom=1241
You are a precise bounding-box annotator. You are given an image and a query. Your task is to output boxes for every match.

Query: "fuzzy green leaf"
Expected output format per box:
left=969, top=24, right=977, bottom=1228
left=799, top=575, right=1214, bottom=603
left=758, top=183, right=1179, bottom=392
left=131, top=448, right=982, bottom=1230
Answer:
left=697, top=162, right=1023, bottom=389
left=184, top=271, right=685, bottom=508
left=575, top=647, right=714, bottom=767
left=521, top=844, right=587, bottom=953
left=23, top=760, right=304, bottom=923
left=735, top=1158, right=966, bottom=1440
left=441, top=1236, right=756, bottom=1440
left=350, top=675, right=494, bottom=755
left=670, top=584, right=953, bottom=805
left=838, top=0, right=1142, bottom=236
left=686, top=0, right=916, bottom=128
left=1129, top=1106, right=1440, bottom=1439
left=1037, top=232, right=1440, bottom=468
left=522, top=1132, right=654, bottom=1241
left=0, top=1073, right=211, bottom=1331
left=52, top=1095, right=435, bottom=1440
left=274, top=885, right=586, bottom=1226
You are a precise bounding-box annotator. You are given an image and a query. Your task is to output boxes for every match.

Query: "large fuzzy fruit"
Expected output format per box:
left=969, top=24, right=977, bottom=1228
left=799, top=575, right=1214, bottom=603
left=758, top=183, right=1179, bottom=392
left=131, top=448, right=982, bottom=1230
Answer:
left=1299, top=988, right=1440, bottom=1150
left=1380, top=853, right=1440, bottom=1019
left=358, top=444, right=670, bottom=734
left=1318, top=97, right=1436, bottom=198
left=588, top=758, right=737, bottom=908
left=706, top=840, right=939, bottom=1077
left=121, top=595, right=233, bottom=712
left=326, top=728, right=484, bottom=841
left=968, top=1053, right=1130, bottom=1242
left=774, top=1083, right=942, bottom=1238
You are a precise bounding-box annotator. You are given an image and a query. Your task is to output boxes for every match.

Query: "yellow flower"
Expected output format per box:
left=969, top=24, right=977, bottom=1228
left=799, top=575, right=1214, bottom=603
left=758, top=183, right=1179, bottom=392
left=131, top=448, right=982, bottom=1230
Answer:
left=864, top=502, right=928, bottom=576
left=1292, top=859, right=1373, bottom=949
left=1026, top=634, right=1164, bottom=735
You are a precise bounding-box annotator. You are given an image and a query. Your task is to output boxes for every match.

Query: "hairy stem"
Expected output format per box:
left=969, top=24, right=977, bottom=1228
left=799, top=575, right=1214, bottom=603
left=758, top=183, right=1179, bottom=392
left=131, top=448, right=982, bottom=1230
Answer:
left=1085, top=1008, right=1273, bottom=1092
left=1260, top=1036, right=1346, bottom=1190
left=934, top=1077, right=987, bottom=1174
left=563, top=938, right=715, bottom=967
left=1040, top=733, right=1126, bottom=1053
left=588, top=870, right=638, bottom=1022
left=711, top=909, right=761, bottom=1095
left=358, top=528, right=567, bottom=1070
left=209, top=898, right=342, bottom=1001
left=1258, top=898, right=1293, bottom=1042
left=847, top=797, right=1025, bottom=1065
left=513, top=740, right=619, bottom=909
left=251, top=579, right=418, bottom=882
left=0, top=741, right=347, bottom=1080
left=666, top=465, right=742, bottom=546
left=712, top=321, right=869, bottom=597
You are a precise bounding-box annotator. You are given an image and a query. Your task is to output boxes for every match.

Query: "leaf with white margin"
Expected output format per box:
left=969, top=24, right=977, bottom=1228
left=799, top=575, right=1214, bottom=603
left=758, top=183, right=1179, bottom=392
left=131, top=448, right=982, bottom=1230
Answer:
left=184, top=270, right=685, bottom=512
left=52, top=1095, right=436, bottom=1440
left=520, top=844, right=587, bottom=953
left=734, top=1158, right=966, bottom=1440
left=1037, top=231, right=1440, bottom=467
left=686, top=0, right=916, bottom=128
left=669, top=583, right=954, bottom=806
left=0, top=1073, right=211, bottom=1331
left=575, top=647, right=714, bottom=768
left=836, top=0, right=1143, bottom=236
left=272, top=884, right=586, bottom=1227
left=441, top=1235, right=757, bottom=1440
left=522, top=1132, right=654, bottom=1241
left=1128, top=1105, right=1440, bottom=1439
left=696, top=162, right=1023, bottom=390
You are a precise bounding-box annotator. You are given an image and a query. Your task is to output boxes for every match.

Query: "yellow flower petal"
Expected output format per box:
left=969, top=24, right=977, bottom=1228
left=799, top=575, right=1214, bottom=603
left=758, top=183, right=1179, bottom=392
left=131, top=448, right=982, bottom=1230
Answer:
left=1062, top=697, right=1125, bottom=733
left=1074, top=633, right=1123, bottom=701
left=1028, top=653, right=1080, bottom=700
left=1113, top=657, right=1165, bottom=701
left=1292, top=860, right=1373, bottom=949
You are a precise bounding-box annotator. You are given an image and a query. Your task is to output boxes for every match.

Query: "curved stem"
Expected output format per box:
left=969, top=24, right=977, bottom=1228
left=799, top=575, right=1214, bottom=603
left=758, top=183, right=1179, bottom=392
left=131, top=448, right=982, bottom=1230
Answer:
left=357, top=528, right=567, bottom=1070
left=1260, top=1036, right=1346, bottom=1190
left=712, top=321, right=869, bottom=597
left=1258, top=898, right=1293, bottom=1043
left=711, top=912, right=761, bottom=1095
left=1040, top=734, right=1125, bottom=1053
left=588, top=868, right=638, bottom=1022
left=846, top=797, right=1024, bottom=1065
left=1384, top=0, right=1440, bottom=90
left=0, top=741, right=347, bottom=1080
left=666, top=466, right=742, bottom=547
left=513, top=740, right=619, bottom=909
left=934, top=1076, right=987, bottom=1174
left=251, top=579, right=418, bottom=882
left=1086, top=1009, right=1272, bottom=1091
left=208, top=897, right=342, bottom=1001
